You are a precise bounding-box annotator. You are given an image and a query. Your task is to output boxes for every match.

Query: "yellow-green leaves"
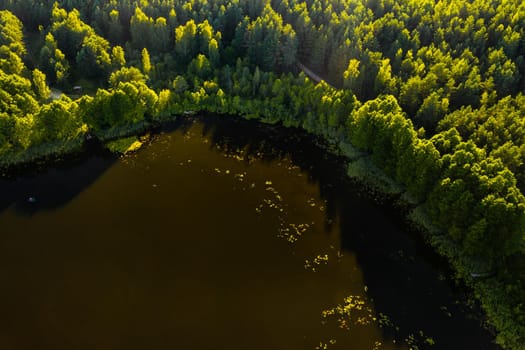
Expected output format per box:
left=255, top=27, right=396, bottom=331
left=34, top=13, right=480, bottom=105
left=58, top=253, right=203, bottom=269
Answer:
left=32, top=69, right=51, bottom=101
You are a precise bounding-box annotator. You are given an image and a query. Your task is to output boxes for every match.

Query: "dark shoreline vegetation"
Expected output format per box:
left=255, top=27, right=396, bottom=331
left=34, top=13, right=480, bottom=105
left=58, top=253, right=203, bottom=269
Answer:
left=0, top=0, right=524, bottom=348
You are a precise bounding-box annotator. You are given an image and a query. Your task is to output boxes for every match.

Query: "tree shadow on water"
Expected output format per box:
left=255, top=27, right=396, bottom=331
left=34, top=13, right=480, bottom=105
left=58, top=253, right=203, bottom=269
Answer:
left=194, top=114, right=344, bottom=229
left=0, top=150, right=116, bottom=217
left=195, top=114, right=499, bottom=350
left=336, top=195, right=500, bottom=349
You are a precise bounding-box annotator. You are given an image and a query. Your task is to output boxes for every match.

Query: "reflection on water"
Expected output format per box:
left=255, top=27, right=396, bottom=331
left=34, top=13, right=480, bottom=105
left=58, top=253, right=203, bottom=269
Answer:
left=0, top=116, right=498, bottom=350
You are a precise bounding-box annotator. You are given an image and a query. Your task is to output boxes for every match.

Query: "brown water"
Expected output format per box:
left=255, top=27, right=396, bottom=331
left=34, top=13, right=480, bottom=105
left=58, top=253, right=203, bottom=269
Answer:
left=0, top=116, right=498, bottom=350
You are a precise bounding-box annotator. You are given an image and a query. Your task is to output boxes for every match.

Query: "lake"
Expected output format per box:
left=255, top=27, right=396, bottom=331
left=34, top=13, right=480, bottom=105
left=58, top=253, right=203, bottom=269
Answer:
left=0, top=116, right=499, bottom=349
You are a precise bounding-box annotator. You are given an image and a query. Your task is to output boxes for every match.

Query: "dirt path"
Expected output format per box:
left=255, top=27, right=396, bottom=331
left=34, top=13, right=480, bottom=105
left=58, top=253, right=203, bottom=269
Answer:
left=297, top=62, right=334, bottom=87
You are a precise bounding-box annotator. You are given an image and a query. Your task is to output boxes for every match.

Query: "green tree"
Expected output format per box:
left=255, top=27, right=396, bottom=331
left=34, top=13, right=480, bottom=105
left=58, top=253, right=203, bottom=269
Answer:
left=76, top=34, right=112, bottom=79
left=33, top=97, right=83, bottom=143
left=0, top=70, right=39, bottom=116
left=32, top=69, right=50, bottom=101
left=109, top=67, right=146, bottom=88
left=130, top=7, right=154, bottom=50
left=141, top=47, right=151, bottom=75
left=39, top=33, right=69, bottom=84
left=486, top=48, right=519, bottom=98
left=245, top=5, right=297, bottom=71
left=172, top=75, right=189, bottom=94
left=51, top=7, right=93, bottom=61
left=0, top=45, right=24, bottom=75
left=415, top=92, right=449, bottom=133
left=174, top=19, right=197, bottom=61
left=111, top=45, right=126, bottom=69
left=0, top=9, right=26, bottom=57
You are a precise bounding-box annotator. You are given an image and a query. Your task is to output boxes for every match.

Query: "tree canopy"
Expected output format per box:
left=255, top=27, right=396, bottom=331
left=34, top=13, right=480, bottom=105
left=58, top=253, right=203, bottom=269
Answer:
left=0, top=1, right=525, bottom=348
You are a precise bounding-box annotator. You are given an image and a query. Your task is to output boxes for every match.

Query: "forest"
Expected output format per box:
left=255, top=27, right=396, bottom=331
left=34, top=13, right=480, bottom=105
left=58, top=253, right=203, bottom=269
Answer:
left=0, top=0, right=524, bottom=348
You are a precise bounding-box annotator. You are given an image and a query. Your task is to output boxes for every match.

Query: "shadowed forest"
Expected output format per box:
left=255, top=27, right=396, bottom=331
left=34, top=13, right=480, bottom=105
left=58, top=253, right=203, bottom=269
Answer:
left=0, top=0, right=524, bottom=348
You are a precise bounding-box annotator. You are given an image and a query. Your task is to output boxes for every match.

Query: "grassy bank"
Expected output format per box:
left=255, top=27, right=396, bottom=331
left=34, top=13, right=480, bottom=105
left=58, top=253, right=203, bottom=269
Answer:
left=0, top=120, right=155, bottom=171
left=0, top=134, right=86, bottom=171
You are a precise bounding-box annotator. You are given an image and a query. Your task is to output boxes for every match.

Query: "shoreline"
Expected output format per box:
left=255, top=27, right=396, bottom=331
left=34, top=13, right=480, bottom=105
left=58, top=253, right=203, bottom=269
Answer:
left=0, top=109, right=522, bottom=349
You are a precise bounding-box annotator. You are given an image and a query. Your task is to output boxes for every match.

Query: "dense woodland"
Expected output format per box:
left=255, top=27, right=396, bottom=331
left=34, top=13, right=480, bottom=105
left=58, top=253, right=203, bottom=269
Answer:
left=0, top=0, right=525, bottom=348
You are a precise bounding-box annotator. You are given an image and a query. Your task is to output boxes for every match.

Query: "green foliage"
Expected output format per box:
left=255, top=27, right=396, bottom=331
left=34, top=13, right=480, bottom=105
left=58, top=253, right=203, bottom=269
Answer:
left=174, top=19, right=197, bottom=60
left=111, top=45, right=126, bottom=69
left=172, top=75, right=189, bottom=93
left=50, top=7, right=93, bottom=61
left=45, top=4, right=114, bottom=81
left=427, top=142, right=525, bottom=262
left=32, top=68, right=51, bottom=101
left=414, top=91, right=449, bottom=133
left=0, top=69, right=38, bottom=116
left=38, top=33, right=69, bottom=84
left=109, top=67, right=146, bottom=88
left=105, top=136, right=142, bottom=154
left=245, top=5, right=297, bottom=71
left=141, top=47, right=151, bottom=75
left=33, top=96, right=84, bottom=144
left=1, top=2, right=525, bottom=348
left=76, top=34, right=112, bottom=79
left=0, top=44, right=24, bottom=75
left=487, top=48, right=520, bottom=98
left=348, top=95, right=410, bottom=175
left=0, top=10, right=25, bottom=76
left=0, top=9, right=26, bottom=56
left=130, top=7, right=172, bottom=53
left=174, top=19, right=222, bottom=65
left=80, top=81, right=157, bottom=132
left=438, top=94, right=525, bottom=191
left=187, top=54, right=212, bottom=82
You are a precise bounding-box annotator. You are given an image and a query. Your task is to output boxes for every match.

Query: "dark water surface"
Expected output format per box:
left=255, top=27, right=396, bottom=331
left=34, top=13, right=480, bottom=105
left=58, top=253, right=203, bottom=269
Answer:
left=0, top=116, right=498, bottom=350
